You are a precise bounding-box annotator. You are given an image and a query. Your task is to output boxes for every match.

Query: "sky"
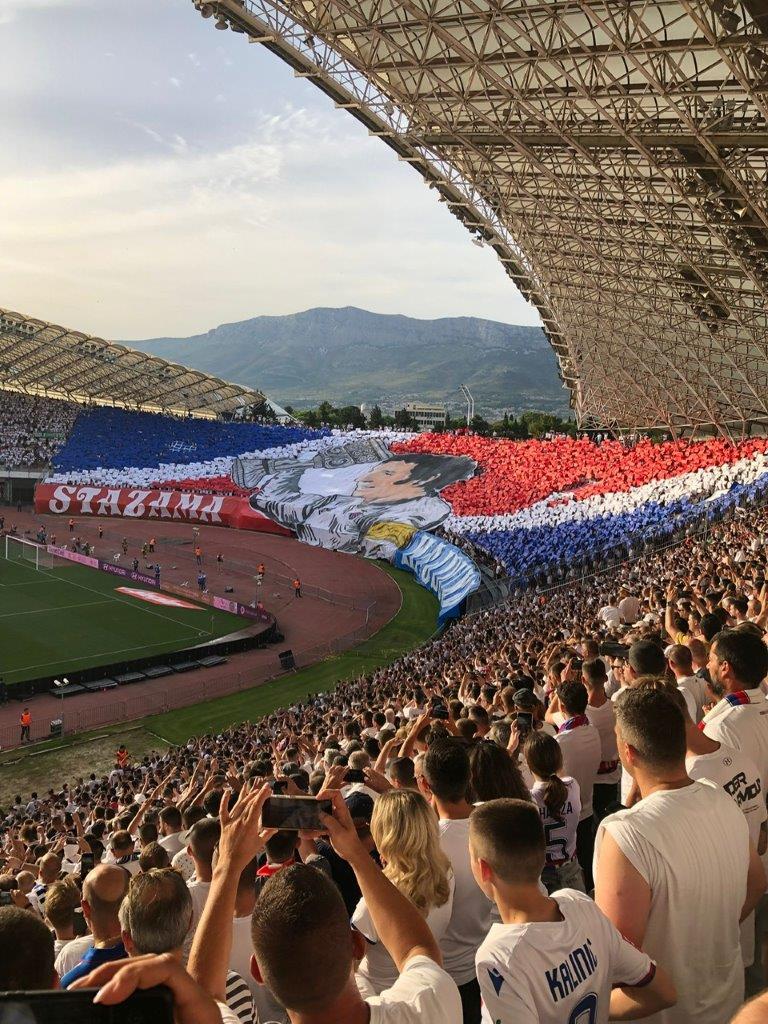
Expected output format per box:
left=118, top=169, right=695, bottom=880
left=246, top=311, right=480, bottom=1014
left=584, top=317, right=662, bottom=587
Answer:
left=0, top=0, right=540, bottom=340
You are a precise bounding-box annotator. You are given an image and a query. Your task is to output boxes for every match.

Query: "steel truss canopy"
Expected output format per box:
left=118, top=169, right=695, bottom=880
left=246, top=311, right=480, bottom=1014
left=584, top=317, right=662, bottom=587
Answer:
left=0, top=307, right=266, bottom=418
left=199, top=0, right=768, bottom=435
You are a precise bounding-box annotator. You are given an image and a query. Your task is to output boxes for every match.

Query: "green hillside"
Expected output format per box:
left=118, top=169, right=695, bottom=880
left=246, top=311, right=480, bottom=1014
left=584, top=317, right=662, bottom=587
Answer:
left=125, top=306, right=567, bottom=418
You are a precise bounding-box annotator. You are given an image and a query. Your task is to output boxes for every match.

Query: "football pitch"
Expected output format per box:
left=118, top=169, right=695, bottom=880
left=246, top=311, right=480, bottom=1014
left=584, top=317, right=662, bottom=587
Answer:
left=0, top=554, right=245, bottom=685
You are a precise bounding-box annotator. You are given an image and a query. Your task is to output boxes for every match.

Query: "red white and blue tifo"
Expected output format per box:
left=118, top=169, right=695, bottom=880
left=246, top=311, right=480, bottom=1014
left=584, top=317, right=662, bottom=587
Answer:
left=392, top=433, right=768, bottom=583
left=37, top=405, right=768, bottom=590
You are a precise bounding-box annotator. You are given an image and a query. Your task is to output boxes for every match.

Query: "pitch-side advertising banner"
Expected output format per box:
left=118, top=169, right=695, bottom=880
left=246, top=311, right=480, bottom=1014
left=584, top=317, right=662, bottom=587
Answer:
left=46, top=544, right=271, bottom=624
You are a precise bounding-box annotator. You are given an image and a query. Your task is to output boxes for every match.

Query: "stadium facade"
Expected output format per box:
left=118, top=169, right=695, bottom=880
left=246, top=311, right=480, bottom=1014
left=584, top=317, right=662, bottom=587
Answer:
left=196, top=0, right=768, bottom=437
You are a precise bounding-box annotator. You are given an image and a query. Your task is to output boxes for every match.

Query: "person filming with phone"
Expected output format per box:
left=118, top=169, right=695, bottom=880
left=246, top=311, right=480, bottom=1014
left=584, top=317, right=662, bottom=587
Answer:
left=187, top=783, right=462, bottom=1024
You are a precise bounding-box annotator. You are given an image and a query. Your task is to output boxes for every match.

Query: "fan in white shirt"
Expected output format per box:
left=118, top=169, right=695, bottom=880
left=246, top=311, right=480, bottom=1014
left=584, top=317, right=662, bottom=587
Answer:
left=582, top=659, right=621, bottom=818
left=186, top=785, right=462, bottom=1024
left=597, top=599, right=621, bottom=628
left=672, top=683, right=768, bottom=971
left=469, top=798, right=675, bottom=1024
left=617, top=591, right=641, bottom=624
left=157, top=806, right=185, bottom=858
left=119, top=867, right=256, bottom=1024
left=352, top=789, right=455, bottom=997
left=417, top=737, right=493, bottom=1022
left=595, top=685, right=766, bottom=1024
left=702, top=630, right=768, bottom=790
left=551, top=681, right=601, bottom=890
left=524, top=731, right=585, bottom=894
left=667, top=644, right=709, bottom=723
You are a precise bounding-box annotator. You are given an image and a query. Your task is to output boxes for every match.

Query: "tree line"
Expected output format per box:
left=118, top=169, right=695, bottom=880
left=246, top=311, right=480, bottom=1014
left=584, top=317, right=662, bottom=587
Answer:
left=284, top=401, right=577, bottom=438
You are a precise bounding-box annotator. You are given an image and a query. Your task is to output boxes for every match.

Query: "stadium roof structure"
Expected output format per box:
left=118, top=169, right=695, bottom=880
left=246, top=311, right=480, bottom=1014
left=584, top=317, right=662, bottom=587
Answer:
left=199, top=0, right=768, bottom=437
left=0, top=306, right=266, bottom=418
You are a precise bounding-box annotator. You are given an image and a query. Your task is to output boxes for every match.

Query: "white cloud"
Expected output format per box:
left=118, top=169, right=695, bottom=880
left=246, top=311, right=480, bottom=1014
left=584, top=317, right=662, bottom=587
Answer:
left=0, top=99, right=537, bottom=338
left=169, top=75, right=182, bottom=89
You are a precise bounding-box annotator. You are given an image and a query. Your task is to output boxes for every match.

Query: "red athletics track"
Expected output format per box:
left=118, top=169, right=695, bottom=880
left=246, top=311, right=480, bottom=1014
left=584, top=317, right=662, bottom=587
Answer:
left=0, top=507, right=401, bottom=743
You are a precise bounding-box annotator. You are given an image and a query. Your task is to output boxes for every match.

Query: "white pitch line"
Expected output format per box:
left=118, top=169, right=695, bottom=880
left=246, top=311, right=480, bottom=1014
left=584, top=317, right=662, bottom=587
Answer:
left=0, top=599, right=111, bottom=618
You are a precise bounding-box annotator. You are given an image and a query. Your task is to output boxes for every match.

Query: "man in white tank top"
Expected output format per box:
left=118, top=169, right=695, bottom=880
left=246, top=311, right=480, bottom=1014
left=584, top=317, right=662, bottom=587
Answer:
left=595, top=686, right=766, bottom=1024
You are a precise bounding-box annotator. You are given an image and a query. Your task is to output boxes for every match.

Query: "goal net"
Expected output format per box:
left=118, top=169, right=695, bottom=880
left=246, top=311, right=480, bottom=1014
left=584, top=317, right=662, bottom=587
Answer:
left=4, top=535, right=55, bottom=570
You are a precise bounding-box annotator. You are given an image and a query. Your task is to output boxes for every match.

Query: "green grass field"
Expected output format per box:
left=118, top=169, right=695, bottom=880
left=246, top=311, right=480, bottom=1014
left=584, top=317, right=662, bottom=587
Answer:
left=0, top=567, right=437, bottom=804
left=0, top=551, right=244, bottom=684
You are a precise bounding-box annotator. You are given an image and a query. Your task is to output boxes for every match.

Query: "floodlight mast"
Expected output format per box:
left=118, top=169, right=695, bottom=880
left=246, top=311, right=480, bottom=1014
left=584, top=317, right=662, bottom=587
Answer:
left=459, top=384, right=474, bottom=427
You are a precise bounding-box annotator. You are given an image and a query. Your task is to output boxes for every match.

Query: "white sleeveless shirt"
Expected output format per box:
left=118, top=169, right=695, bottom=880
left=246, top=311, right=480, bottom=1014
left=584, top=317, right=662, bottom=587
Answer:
left=595, top=780, right=750, bottom=1024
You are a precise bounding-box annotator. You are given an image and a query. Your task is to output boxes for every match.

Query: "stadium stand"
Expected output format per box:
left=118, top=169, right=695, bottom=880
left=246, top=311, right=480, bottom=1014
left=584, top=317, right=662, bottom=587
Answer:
left=44, top=419, right=768, bottom=591
left=0, top=391, right=78, bottom=468
left=2, top=497, right=767, bottom=1022
left=50, top=405, right=329, bottom=481
left=393, top=433, right=768, bottom=583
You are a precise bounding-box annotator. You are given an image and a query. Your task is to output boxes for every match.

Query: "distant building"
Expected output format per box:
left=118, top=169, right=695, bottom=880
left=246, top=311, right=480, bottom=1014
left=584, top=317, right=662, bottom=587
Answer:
left=402, top=402, right=447, bottom=432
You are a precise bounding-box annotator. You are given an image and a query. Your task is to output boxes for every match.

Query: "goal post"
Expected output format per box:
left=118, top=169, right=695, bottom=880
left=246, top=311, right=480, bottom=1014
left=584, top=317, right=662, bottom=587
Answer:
left=3, top=535, right=55, bottom=570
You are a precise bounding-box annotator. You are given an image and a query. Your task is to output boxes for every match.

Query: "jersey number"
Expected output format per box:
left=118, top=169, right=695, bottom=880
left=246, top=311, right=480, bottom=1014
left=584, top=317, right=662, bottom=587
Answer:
left=544, top=818, right=568, bottom=862
left=568, top=993, right=598, bottom=1024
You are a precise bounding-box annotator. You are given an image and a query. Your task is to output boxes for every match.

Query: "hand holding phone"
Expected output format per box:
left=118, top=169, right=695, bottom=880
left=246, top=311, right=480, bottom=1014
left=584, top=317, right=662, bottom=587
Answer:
left=516, top=711, right=533, bottom=737
left=313, top=789, right=365, bottom=863
left=69, top=956, right=222, bottom=1024
left=262, top=796, right=333, bottom=831
left=0, top=987, right=173, bottom=1024
left=216, top=784, right=275, bottom=874
left=80, top=852, right=95, bottom=881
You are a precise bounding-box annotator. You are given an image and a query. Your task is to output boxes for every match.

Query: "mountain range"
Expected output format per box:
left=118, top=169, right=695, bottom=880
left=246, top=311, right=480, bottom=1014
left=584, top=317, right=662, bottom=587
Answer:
left=125, top=306, right=569, bottom=418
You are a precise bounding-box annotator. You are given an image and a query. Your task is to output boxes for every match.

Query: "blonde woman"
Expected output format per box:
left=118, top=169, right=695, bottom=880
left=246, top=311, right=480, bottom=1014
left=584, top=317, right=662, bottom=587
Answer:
left=352, top=789, right=454, bottom=996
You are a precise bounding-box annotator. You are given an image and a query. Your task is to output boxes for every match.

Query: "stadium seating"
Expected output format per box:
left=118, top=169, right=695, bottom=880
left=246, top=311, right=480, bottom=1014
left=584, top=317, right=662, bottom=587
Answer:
left=44, top=413, right=768, bottom=584
left=50, top=406, right=330, bottom=481
left=387, top=433, right=768, bottom=581
left=0, top=390, right=79, bottom=468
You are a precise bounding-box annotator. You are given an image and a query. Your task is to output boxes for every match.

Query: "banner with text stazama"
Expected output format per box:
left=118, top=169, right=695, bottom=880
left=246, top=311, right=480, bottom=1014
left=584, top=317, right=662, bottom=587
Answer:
left=394, top=531, right=481, bottom=623
left=34, top=484, right=291, bottom=536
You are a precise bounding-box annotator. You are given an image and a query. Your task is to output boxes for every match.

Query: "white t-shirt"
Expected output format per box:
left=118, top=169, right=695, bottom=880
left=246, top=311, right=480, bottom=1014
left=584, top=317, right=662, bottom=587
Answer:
left=367, top=955, right=462, bottom=1023
left=595, top=781, right=750, bottom=1024
left=702, top=689, right=768, bottom=792
left=685, top=746, right=765, bottom=849
left=187, top=878, right=211, bottom=929
left=353, top=874, right=455, bottom=996
left=676, top=675, right=710, bottom=722
left=686, top=743, right=767, bottom=966
left=437, top=817, right=494, bottom=985
left=586, top=699, right=621, bottom=785
left=476, top=890, right=655, bottom=1024
left=184, top=878, right=211, bottom=958
left=158, top=831, right=185, bottom=857
left=230, top=913, right=288, bottom=1024
left=598, top=605, right=621, bottom=627
left=555, top=724, right=601, bottom=820
left=677, top=686, right=697, bottom=724
left=55, top=935, right=93, bottom=979
left=172, top=847, right=195, bottom=881
left=530, top=778, right=581, bottom=864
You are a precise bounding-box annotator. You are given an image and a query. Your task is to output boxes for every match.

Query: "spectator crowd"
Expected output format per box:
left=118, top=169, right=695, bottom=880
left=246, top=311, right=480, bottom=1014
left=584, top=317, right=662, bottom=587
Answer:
left=4, top=495, right=768, bottom=1022
left=0, top=391, right=79, bottom=468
